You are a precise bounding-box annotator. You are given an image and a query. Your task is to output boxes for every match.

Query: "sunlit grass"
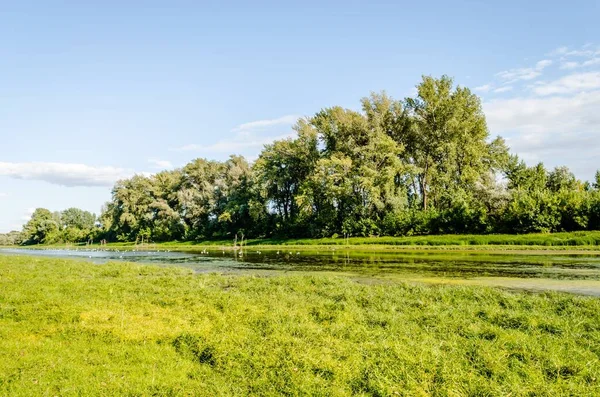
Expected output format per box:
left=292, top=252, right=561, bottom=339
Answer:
left=17, top=231, right=600, bottom=255
left=81, top=231, right=600, bottom=250
left=240, top=231, right=600, bottom=247
left=1, top=255, right=600, bottom=395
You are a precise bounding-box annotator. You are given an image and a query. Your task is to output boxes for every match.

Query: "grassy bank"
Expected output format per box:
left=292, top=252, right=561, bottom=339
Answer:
left=201, top=230, right=600, bottom=247
left=1, top=256, right=600, bottom=395
left=11, top=231, right=600, bottom=253
left=88, top=231, right=600, bottom=251
left=263, top=231, right=600, bottom=247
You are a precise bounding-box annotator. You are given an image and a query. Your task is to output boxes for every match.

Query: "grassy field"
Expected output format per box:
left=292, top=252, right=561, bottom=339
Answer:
left=71, top=231, right=600, bottom=251
left=239, top=231, right=600, bottom=247
left=8, top=231, right=600, bottom=254
left=1, top=255, right=600, bottom=395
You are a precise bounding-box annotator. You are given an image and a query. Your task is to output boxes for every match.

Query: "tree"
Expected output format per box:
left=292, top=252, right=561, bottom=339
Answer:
left=21, top=208, right=59, bottom=244
left=547, top=166, right=578, bottom=193
left=177, top=159, right=223, bottom=238
left=147, top=170, right=185, bottom=241
left=303, top=101, right=406, bottom=236
left=86, top=76, right=600, bottom=240
left=61, top=208, right=96, bottom=230
left=214, top=155, right=255, bottom=237
left=594, top=170, right=600, bottom=190
left=403, top=75, right=493, bottom=210
left=254, top=120, right=318, bottom=235
left=0, top=231, right=22, bottom=245
left=107, top=175, right=155, bottom=241
left=505, top=158, right=547, bottom=192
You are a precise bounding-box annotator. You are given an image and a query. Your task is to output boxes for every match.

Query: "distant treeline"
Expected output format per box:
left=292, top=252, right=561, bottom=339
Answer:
left=13, top=76, right=600, bottom=245
left=7, top=208, right=97, bottom=245
left=0, top=230, right=21, bottom=245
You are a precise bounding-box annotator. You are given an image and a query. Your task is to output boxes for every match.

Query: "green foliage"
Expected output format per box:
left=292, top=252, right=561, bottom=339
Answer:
left=20, top=208, right=96, bottom=245
left=60, top=207, right=96, bottom=230
left=21, top=208, right=59, bottom=244
left=404, top=75, right=493, bottom=211
left=0, top=231, right=22, bottom=245
left=49, top=75, right=598, bottom=242
left=1, top=255, right=599, bottom=395
left=503, top=190, right=561, bottom=233
left=148, top=231, right=600, bottom=248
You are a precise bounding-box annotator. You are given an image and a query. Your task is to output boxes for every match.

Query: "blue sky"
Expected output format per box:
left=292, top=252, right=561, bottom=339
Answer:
left=1, top=0, right=599, bottom=232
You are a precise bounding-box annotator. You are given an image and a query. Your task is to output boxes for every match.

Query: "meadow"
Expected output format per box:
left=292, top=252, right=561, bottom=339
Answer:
left=1, top=255, right=600, bottom=396
left=213, top=230, right=600, bottom=247
left=66, top=230, right=600, bottom=253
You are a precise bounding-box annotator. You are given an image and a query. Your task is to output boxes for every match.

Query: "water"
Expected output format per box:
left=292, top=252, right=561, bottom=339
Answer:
left=3, top=247, right=600, bottom=296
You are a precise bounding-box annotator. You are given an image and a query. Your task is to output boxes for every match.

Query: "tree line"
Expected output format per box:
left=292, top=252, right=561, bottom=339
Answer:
left=11, top=75, right=600, bottom=245
left=5, top=208, right=97, bottom=245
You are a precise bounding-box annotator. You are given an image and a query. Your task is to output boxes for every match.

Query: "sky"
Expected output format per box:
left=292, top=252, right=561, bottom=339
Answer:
left=1, top=0, right=599, bottom=232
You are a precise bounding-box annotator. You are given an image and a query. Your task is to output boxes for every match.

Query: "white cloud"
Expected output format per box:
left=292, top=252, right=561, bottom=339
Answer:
left=535, top=60, right=552, bottom=69
left=532, top=72, right=600, bottom=96
left=560, top=61, right=579, bottom=70
left=565, top=49, right=600, bottom=58
left=148, top=159, right=173, bottom=169
left=0, top=193, right=7, bottom=198
left=497, top=69, right=541, bottom=82
left=480, top=44, right=600, bottom=180
left=175, top=133, right=295, bottom=154
left=493, top=86, right=513, bottom=93
left=485, top=90, right=600, bottom=135
left=475, top=84, right=492, bottom=92
left=549, top=44, right=600, bottom=59
left=0, top=162, right=134, bottom=187
left=560, top=58, right=600, bottom=70
left=174, top=115, right=299, bottom=155
left=484, top=90, right=600, bottom=178
left=496, top=59, right=552, bottom=83
left=583, top=58, right=600, bottom=67
left=231, top=115, right=299, bottom=133
left=548, top=46, right=569, bottom=56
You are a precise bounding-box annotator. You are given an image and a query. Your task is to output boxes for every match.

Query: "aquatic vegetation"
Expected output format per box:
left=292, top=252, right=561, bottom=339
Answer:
left=230, top=231, right=600, bottom=247
left=70, top=230, right=600, bottom=250
left=1, top=255, right=599, bottom=395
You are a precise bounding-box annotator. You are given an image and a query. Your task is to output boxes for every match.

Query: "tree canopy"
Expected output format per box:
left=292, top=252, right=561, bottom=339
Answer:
left=19, top=207, right=96, bottom=245
left=16, top=75, right=600, bottom=244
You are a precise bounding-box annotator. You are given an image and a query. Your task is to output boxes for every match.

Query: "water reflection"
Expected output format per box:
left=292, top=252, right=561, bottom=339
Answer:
left=3, top=247, right=600, bottom=295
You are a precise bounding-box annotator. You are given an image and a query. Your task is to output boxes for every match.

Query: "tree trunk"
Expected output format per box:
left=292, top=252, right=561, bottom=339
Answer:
left=421, top=158, right=430, bottom=211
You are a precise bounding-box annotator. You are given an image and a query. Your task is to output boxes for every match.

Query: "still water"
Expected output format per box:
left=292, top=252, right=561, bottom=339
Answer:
left=3, top=247, right=600, bottom=296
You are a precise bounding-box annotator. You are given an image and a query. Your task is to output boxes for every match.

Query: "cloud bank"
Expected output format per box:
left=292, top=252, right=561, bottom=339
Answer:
left=148, top=159, right=174, bottom=169
left=174, top=114, right=299, bottom=155
left=0, top=162, right=134, bottom=187
left=231, top=115, right=299, bottom=133
left=480, top=44, right=600, bottom=179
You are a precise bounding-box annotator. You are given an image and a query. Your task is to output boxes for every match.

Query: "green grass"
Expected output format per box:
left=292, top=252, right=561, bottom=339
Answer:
left=133, top=230, right=600, bottom=247
left=14, top=231, right=600, bottom=253
left=230, top=230, right=600, bottom=247
left=1, top=255, right=600, bottom=395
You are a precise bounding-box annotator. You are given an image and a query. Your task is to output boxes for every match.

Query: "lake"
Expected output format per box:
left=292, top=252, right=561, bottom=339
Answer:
left=3, top=247, right=600, bottom=295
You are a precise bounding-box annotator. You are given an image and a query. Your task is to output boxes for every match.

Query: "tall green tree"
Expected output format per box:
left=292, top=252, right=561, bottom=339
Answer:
left=403, top=75, right=496, bottom=210
left=21, top=208, right=59, bottom=244
left=215, top=155, right=256, bottom=237
left=254, top=120, right=319, bottom=234
left=148, top=170, right=185, bottom=241
left=303, top=102, right=406, bottom=236
left=89, top=76, right=600, bottom=240
left=61, top=208, right=96, bottom=230
left=108, top=175, right=155, bottom=241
